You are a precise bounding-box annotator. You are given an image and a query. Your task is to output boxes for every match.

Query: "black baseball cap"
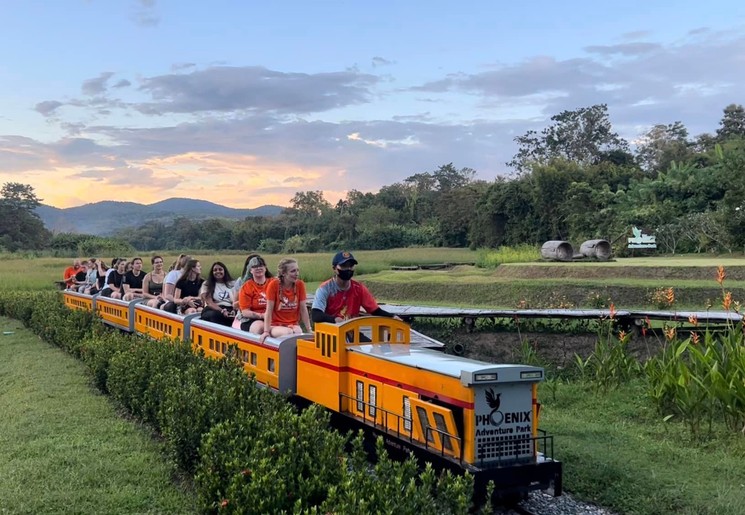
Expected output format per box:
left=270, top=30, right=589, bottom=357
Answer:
left=332, top=251, right=358, bottom=267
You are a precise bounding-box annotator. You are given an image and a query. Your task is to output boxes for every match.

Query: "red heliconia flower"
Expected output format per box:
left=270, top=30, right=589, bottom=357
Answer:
left=723, top=291, right=733, bottom=311
left=220, top=499, right=229, bottom=509
left=665, top=287, right=675, bottom=305
left=691, top=332, right=700, bottom=345
left=688, top=314, right=698, bottom=327
left=618, top=330, right=627, bottom=341
left=664, top=327, right=676, bottom=341
left=716, top=265, right=726, bottom=285
left=609, top=303, right=617, bottom=321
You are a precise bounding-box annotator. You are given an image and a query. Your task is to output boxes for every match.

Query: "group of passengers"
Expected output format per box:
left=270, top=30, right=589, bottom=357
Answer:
left=63, top=251, right=400, bottom=340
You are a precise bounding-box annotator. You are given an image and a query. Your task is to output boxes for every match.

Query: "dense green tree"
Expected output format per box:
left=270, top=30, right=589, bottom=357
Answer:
left=636, top=122, right=692, bottom=174
left=469, top=177, right=538, bottom=248
left=509, top=104, right=629, bottom=173
left=0, top=182, right=51, bottom=251
left=716, top=103, right=745, bottom=142
left=436, top=181, right=488, bottom=247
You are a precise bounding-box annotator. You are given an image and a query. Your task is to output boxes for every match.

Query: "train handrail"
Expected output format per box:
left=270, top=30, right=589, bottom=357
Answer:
left=338, top=392, right=465, bottom=463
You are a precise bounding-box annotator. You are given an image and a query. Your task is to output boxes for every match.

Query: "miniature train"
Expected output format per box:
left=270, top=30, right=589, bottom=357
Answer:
left=62, top=290, right=562, bottom=500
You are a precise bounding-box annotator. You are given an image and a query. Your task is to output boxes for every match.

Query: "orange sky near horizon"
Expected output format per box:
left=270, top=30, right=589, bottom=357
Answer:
left=4, top=151, right=350, bottom=209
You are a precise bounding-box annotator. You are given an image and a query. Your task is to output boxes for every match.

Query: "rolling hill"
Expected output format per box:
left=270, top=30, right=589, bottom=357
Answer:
left=35, top=198, right=284, bottom=235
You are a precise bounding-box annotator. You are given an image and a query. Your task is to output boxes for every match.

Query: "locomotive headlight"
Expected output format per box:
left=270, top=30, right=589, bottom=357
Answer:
left=520, top=371, right=543, bottom=379
left=474, top=373, right=497, bottom=381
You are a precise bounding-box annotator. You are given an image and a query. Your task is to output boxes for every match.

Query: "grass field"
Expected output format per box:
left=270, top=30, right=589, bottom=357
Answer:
left=0, top=317, right=196, bottom=514
left=542, top=380, right=745, bottom=515
left=6, top=250, right=745, bottom=310
left=0, top=248, right=476, bottom=291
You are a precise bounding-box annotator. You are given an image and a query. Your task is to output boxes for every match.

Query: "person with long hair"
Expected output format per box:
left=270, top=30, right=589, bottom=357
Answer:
left=142, top=256, right=166, bottom=308
left=200, top=261, right=235, bottom=326
left=237, top=255, right=273, bottom=334
left=163, top=259, right=203, bottom=315
left=100, top=258, right=127, bottom=299
left=261, top=258, right=310, bottom=341
left=161, top=254, right=190, bottom=314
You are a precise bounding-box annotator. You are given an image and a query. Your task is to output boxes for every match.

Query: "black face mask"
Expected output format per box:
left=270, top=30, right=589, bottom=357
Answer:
left=337, top=269, right=354, bottom=281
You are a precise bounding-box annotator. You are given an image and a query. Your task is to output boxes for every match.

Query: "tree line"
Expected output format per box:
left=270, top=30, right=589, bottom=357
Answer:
left=3, top=103, right=744, bottom=255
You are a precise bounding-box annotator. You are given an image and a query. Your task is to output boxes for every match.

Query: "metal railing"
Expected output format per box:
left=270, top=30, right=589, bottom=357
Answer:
left=338, top=392, right=464, bottom=462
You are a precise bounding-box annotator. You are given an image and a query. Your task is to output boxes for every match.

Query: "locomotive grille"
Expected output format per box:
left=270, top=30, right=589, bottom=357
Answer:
left=477, top=434, right=533, bottom=461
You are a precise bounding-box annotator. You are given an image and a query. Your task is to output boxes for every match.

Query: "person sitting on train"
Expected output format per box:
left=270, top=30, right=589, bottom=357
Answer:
left=142, top=256, right=166, bottom=308
left=311, top=251, right=400, bottom=324
left=232, top=253, right=258, bottom=313
left=237, top=255, right=273, bottom=333
left=87, top=259, right=108, bottom=295
left=260, top=258, right=310, bottom=342
left=199, top=261, right=236, bottom=326
left=122, top=257, right=146, bottom=301
left=63, top=259, right=82, bottom=290
left=100, top=258, right=127, bottom=299
left=72, top=262, right=88, bottom=291
left=161, top=254, right=190, bottom=314
left=167, top=259, right=204, bottom=315
left=79, top=258, right=98, bottom=294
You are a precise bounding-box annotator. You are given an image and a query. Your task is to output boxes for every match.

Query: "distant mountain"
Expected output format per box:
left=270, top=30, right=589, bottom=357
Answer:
left=35, top=198, right=285, bottom=236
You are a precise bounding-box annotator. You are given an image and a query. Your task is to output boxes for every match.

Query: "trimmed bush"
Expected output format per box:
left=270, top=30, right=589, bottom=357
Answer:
left=196, top=404, right=347, bottom=513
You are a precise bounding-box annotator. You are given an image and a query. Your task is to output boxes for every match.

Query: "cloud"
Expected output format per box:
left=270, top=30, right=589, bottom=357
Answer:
left=35, top=100, right=64, bottom=116
left=131, top=0, right=159, bottom=26
left=82, top=72, right=116, bottom=95
left=135, top=66, right=380, bottom=114
left=372, top=56, right=393, bottom=67
left=113, top=79, right=131, bottom=88
left=408, top=30, right=745, bottom=137
left=583, top=42, right=661, bottom=56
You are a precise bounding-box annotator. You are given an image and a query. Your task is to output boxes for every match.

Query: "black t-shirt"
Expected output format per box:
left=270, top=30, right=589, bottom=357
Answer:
left=108, top=270, right=125, bottom=290
left=123, top=270, right=145, bottom=290
left=175, top=276, right=204, bottom=298
left=75, top=270, right=86, bottom=282
left=96, top=270, right=106, bottom=289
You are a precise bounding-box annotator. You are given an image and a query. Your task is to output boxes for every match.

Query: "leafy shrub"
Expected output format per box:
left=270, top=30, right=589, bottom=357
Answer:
left=318, top=436, right=473, bottom=514
left=196, top=404, right=346, bottom=513
left=107, top=337, right=199, bottom=429
left=157, top=353, right=285, bottom=472
left=79, top=330, right=134, bottom=393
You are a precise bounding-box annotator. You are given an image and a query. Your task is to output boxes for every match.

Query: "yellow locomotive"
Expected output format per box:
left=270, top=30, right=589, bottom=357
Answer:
left=63, top=290, right=562, bottom=498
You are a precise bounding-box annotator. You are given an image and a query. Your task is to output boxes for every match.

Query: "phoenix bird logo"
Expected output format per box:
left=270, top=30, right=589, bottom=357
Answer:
left=485, top=388, right=501, bottom=417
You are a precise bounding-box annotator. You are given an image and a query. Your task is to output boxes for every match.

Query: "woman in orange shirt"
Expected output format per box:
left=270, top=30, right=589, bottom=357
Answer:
left=261, top=258, right=310, bottom=341
left=237, top=255, right=273, bottom=334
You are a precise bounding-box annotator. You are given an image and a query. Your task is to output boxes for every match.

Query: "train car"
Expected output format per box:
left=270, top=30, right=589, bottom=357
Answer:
left=60, top=290, right=562, bottom=500
left=296, top=316, right=562, bottom=498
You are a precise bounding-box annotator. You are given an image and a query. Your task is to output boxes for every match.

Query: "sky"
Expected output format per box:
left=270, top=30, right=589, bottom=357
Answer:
left=1, top=1, right=744, bottom=209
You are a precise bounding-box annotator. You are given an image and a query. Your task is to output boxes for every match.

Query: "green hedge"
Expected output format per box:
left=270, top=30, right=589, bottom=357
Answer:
left=0, top=292, right=481, bottom=514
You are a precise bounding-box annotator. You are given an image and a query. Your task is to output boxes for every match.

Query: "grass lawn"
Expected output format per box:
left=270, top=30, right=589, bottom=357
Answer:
left=542, top=380, right=745, bottom=515
left=0, top=317, right=196, bottom=515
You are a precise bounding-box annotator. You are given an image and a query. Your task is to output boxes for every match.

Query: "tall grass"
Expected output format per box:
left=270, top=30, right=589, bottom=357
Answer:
left=475, top=245, right=540, bottom=268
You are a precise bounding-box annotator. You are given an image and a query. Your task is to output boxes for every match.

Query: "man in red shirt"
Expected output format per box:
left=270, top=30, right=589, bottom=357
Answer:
left=63, top=259, right=82, bottom=290
left=311, top=251, right=400, bottom=324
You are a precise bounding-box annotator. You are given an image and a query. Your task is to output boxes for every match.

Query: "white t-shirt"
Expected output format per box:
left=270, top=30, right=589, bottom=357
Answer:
left=164, top=269, right=181, bottom=286
left=200, top=281, right=235, bottom=307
